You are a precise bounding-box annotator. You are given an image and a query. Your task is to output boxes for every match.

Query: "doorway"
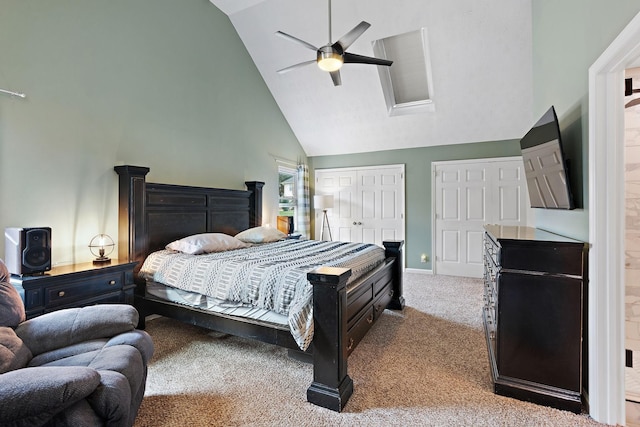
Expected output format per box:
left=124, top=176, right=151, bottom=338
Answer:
left=625, top=68, right=640, bottom=425
left=589, top=10, right=640, bottom=425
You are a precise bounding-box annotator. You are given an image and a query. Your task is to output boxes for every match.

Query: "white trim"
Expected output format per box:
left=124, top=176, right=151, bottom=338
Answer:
left=273, top=156, right=298, bottom=167
left=314, top=164, right=406, bottom=174
left=588, top=10, right=640, bottom=425
left=405, top=268, right=433, bottom=275
left=431, top=156, right=524, bottom=167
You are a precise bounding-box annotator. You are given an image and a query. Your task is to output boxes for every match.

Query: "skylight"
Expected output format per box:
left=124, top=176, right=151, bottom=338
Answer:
left=373, top=28, right=435, bottom=116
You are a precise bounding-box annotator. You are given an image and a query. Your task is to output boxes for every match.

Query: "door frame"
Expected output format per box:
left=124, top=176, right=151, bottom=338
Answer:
left=431, top=156, right=528, bottom=276
left=588, top=10, right=640, bottom=425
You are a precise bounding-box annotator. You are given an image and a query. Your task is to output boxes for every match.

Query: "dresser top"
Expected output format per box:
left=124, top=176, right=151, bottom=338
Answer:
left=484, top=225, right=585, bottom=244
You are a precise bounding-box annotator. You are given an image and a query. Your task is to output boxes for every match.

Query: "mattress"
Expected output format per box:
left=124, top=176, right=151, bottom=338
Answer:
left=139, top=239, right=386, bottom=350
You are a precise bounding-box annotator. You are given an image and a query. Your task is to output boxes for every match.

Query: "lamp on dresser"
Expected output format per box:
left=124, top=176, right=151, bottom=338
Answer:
left=314, top=194, right=334, bottom=241
left=89, top=234, right=114, bottom=265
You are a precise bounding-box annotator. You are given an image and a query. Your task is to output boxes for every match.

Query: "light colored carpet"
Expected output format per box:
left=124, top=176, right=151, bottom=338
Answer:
left=134, top=273, right=603, bottom=426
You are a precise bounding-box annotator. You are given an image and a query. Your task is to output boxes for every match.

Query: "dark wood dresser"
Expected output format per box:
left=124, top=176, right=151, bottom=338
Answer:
left=10, top=260, right=137, bottom=319
left=483, top=225, right=588, bottom=413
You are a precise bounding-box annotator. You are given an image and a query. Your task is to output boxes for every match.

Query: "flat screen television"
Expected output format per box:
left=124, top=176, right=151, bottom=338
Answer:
left=520, top=106, right=575, bottom=210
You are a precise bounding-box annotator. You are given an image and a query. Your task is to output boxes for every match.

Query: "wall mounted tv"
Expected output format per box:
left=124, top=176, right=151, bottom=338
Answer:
left=520, top=106, right=575, bottom=210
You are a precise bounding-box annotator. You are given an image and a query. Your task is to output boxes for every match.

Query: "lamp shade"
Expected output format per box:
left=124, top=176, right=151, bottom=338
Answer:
left=314, top=194, right=334, bottom=210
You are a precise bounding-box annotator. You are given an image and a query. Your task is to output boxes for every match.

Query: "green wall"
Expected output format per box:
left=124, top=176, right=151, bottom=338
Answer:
left=531, top=1, right=640, bottom=240
left=309, top=140, right=521, bottom=270
left=4, top=1, right=639, bottom=269
left=0, top=0, right=305, bottom=264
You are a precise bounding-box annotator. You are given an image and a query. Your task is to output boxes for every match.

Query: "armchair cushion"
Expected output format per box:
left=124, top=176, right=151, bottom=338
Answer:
left=16, top=304, right=138, bottom=356
left=0, top=260, right=25, bottom=328
left=0, top=327, right=31, bottom=374
left=0, top=366, right=101, bottom=427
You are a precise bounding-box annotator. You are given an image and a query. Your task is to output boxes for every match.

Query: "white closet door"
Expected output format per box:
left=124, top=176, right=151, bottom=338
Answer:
left=315, top=165, right=405, bottom=246
left=433, top=157, right=529, bottom=278
left=316, top=169, right=357, bottom=242
left=356, top=168, right=404, bottom=245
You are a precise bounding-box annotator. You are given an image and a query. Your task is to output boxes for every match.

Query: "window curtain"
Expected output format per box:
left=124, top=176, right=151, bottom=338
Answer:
left=296, top=163, right=310, bottom=238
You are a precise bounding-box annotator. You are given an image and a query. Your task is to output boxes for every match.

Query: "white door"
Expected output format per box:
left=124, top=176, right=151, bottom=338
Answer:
left=315, top=165, right=405, bottom=246
left=316, top=169, right=357, bottom=242
left=433, top=157, right=530, bottom=277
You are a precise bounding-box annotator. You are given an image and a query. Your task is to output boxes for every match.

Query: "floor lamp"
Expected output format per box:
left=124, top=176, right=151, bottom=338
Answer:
left=314, top=194, right=334, bottom=241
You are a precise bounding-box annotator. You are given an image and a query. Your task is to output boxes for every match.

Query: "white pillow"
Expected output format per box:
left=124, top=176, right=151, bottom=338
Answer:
left=235, top=226, right=286, bottom=243
left=166, top=233, right=249, bottom=255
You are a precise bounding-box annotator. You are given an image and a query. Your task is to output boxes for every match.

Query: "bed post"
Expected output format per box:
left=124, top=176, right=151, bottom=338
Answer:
left=114, top=165, right=150, bottom=272
left=245, top=181, right=264, bottom=227
left=306, top=267, right=353, bottom=412
left=383, top=240, right=405, bottom=310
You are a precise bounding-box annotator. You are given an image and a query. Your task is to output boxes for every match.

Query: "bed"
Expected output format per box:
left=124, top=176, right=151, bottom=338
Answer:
left=114, top=165, right=405, bottom=411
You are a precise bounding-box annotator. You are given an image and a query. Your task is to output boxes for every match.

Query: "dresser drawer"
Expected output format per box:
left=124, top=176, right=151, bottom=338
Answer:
left=46, top=272, right=123, bottom=307
left=45, top=292, right=123, bottom=313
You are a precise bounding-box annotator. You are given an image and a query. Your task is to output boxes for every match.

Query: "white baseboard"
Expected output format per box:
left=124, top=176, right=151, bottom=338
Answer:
left=405, top=268, right=433, bottom=275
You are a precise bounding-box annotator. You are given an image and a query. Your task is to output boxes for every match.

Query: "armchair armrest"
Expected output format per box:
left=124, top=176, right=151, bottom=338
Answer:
left=0, top=366, right=100, bottom=426
left=15, top=304, right=139, bottom=356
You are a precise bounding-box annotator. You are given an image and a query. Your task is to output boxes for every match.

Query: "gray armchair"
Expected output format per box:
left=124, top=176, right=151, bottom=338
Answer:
left=0, top=259, right=154, bottom=427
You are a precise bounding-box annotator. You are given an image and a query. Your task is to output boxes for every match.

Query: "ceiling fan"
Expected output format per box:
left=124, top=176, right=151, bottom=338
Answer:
left=275, top=0, right=393, bottom=86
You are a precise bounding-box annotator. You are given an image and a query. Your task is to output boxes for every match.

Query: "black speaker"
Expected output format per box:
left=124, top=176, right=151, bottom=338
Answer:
left=4, top=227, right=52, bottom=276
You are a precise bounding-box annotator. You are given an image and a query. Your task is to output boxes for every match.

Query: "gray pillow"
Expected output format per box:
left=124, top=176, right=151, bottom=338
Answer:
left=0, top=260, right=25, bottom=328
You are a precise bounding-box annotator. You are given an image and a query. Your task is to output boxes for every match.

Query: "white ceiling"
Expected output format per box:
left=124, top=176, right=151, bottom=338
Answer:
left=210, top=0, right=533, bottom=157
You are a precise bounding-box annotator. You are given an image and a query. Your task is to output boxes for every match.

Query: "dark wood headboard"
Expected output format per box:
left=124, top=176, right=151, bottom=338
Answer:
left=114, top=165, right=264, bottom=272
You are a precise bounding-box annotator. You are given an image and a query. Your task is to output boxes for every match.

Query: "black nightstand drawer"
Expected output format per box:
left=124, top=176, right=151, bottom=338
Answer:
left=45, top=291, right=124, bottom=313
left=46, top=272, right=123, bottom=307
left=11, top=260, right=137, bottom=319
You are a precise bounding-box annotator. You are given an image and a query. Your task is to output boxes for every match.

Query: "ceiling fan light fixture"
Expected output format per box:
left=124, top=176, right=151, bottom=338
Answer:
left=317, top=48, right=343, bottom=72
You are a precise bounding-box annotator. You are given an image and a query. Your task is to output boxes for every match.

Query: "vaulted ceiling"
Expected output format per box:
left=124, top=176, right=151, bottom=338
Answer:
left=210, top=0, right=533, bottom=157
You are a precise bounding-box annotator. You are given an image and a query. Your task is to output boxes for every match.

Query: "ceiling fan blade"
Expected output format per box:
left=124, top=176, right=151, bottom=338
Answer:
left=275, top=31, right=318, bottom=51
left=277, top=60, right=317, bottom=74
left=343, top=52, right=393, bottom=66
left=336, top=21, right=371, bottom=50
left=330, top=70, right=342, bottom=86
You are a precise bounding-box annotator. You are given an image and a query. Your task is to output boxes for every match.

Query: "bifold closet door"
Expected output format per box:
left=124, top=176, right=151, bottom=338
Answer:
left=315, top=165, right=405, bottom=247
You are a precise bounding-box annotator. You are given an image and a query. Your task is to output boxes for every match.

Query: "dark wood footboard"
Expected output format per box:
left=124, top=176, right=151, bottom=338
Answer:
left=114, top=165, right=404, bottom=412
left=306, top=240, right=404, bottom=411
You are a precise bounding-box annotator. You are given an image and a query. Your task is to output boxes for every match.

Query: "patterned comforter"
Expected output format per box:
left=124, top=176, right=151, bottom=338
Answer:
left=139, top=239, right=386, bottom=350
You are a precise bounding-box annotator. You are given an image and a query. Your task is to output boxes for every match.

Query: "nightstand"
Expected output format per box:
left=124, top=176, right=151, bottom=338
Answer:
left=10, top=260, right=138, bottom=319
